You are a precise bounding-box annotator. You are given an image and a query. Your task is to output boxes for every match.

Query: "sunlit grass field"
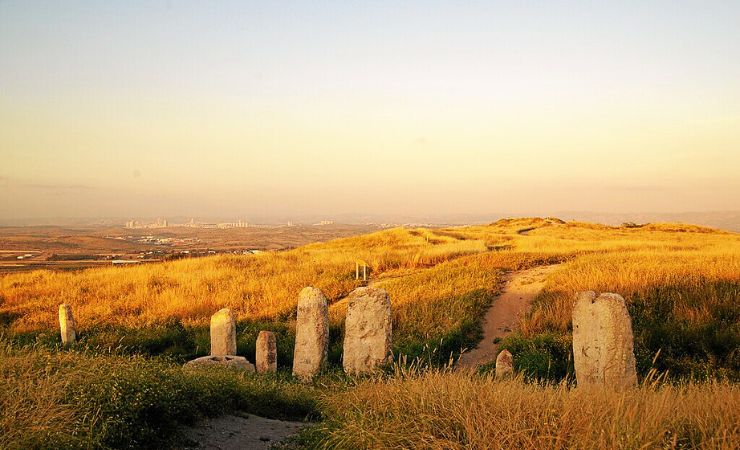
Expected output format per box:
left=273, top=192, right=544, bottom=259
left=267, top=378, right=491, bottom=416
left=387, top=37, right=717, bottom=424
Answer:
left=1, top=218, right=738, bottom=448
left=319, top=369, right=739, bottom=450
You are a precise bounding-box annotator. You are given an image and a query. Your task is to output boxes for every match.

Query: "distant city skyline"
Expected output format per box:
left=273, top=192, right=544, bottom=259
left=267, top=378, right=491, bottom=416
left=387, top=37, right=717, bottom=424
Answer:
left=2, top=210, right=739, bottom=233
left=2, top=1, right=739, bottom=220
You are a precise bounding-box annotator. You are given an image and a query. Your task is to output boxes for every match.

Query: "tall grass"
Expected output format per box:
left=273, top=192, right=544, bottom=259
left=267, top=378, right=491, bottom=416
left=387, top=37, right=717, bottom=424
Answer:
left=0, top=343, right=318, bottom=449
left=0, top=228, right=487, bottom=332
left=517, top=250, right=740, bottom=378
left=319, top=370, right=739, bottom=449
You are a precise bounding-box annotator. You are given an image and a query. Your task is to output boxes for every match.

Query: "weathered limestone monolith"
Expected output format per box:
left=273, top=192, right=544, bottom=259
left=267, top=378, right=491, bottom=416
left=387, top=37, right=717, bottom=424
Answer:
left=572, top=291, right=637, bottom=388
left=292, top=287, right=329, bottom=381
left=210, top=308, right=237, bottom=356
left=495, top=349, right=514, bottom=380
left=256, top=331, right=277, bottom=374
left=342, top=287, right=392, bottom=375
left=59, top=304, right=76, bottom=345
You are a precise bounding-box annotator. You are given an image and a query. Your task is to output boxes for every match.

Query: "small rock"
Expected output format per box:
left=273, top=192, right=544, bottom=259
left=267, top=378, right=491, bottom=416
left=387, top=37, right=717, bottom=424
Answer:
left=495, top=349, right=514, bottom=380
left=184, top=355, right=255, bottom=372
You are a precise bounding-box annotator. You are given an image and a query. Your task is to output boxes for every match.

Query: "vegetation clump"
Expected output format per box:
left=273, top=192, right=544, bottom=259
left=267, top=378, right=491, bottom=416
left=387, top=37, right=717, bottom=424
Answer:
left=318, top=370, right=739, bottom=449
left=0, top=344, right=318, bottom=449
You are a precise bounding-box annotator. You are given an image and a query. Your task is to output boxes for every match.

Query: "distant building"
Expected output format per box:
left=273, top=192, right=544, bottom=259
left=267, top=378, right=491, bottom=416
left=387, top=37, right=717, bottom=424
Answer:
left=216, top=220, right=250, bottom=229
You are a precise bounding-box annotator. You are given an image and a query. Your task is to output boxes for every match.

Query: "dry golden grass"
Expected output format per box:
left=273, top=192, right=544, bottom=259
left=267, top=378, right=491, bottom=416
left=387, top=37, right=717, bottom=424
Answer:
left=320, top=370, right=739, bottom=449
left=522, top=249, right=740, bottom=335
left=0, top=227, right=488, bottom=332
left=1, top=220, right=737, bottom=349
left=0, top=344, right=77, bottom=449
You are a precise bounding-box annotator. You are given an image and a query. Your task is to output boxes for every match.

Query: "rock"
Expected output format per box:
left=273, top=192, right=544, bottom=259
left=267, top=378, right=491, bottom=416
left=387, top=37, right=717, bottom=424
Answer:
left=58, top=304, right=76, bottom=345
left=292, top=287, right=329, bottom=381
left=256, top=331, right=277, bottom=374
left=572, top=291, right=638, bottom=388
left=211, top=308, right=237, bottom=356
left=343, top=287, right=392, bottom=375
left=495, top=349, right=514, bottom=380
left=184, top=355, right=255, bottom=372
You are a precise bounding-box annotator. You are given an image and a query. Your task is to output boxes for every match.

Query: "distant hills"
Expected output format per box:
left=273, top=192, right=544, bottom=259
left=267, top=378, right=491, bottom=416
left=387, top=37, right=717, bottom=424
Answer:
left=552, top=211, right=740, bottom=232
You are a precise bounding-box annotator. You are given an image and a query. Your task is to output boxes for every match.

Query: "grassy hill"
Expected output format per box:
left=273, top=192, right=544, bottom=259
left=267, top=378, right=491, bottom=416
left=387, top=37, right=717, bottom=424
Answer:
left=1, top=219, right=738, bottom=448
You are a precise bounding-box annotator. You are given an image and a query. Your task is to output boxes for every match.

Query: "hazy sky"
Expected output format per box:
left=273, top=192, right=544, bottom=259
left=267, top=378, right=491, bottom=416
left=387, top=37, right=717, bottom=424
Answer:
left=1, top=1, right=739, bottom=220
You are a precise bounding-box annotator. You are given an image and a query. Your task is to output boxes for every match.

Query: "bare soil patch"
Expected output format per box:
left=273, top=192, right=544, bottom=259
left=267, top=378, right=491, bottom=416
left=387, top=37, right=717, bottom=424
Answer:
left=181, top=413, right=307, bottom=450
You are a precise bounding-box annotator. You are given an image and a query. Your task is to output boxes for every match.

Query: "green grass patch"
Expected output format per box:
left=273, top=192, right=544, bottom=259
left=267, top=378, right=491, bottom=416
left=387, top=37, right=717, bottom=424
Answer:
left=0, top=344, right=318, bottom=449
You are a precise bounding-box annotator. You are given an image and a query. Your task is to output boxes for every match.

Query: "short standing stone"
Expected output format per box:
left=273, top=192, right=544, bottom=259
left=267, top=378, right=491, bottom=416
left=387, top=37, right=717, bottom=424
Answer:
left=59, top=303, right=76, bottom=345
left=343, top=287, right=392, bottom=375
left=572, top=291, right=637, bottom=388
left=256, top=331, right=278, bottom=374
left=495, top=349, right=514, bottom=380
left=210, top=308, right=237, bottom=356
left=292, top=287, right=329, bottom=381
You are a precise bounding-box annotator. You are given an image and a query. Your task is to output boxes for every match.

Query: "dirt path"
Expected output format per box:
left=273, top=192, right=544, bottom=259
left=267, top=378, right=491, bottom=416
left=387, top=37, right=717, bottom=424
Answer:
left=457, top=264, right=560, bottom=368
left=181, top=413, right=307, bottom=449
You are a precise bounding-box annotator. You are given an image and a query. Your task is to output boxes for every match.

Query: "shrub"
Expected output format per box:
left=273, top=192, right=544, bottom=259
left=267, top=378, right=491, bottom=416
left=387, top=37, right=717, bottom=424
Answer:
left=496, top=332, right=574, bottom=381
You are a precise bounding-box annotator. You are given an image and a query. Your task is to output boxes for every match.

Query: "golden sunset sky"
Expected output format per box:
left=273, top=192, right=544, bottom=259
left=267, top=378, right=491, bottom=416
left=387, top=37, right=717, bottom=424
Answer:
left=1, top=1, right=738, bottom=219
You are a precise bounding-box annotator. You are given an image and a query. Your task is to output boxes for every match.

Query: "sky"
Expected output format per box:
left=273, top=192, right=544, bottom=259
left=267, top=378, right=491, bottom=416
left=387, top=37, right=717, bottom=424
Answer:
left=1, top=1, right=739, bottom=221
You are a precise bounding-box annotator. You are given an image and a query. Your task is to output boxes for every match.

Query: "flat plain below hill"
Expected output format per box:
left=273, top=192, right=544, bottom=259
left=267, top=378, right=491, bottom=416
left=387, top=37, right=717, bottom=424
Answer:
left=0, top=223, right=381, bottom=273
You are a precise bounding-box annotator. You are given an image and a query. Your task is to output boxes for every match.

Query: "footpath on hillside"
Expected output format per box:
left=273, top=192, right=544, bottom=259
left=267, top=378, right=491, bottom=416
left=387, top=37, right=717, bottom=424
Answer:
left=457, top=264, right=560, bottom=368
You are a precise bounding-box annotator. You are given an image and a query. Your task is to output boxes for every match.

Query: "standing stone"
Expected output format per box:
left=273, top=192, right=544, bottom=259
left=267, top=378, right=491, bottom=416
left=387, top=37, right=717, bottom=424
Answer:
left=495, top=349, right=514, bottom=380
left=210, top=308, right=237, bottom=356
left=343, top=287, right=392, bottom=375
left=256, top=331, right=278, bottom=374
left=58, top=303, right=76, bottom=345
left=292, top=287, right=329, bottom=381
left=572, top=291, right=637, bottom=388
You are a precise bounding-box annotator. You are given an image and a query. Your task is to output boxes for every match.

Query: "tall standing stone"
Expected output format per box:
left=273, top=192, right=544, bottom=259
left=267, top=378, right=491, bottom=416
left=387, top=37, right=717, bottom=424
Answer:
left=495, top=349, right=514, bottom=380
left=58, top=303, right=76, bottom=345
left=572, top=291, right=637, bottom=388
left=210, top=308, right=237, bottom=356
left=292, top=287, right=329, bottom=381
left=256, top=331, right=278, bottom=374
left=343, top=287, right=392, bottom=375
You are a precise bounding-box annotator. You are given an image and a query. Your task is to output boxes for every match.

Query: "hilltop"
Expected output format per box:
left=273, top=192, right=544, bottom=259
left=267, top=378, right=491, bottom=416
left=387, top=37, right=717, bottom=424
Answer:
left=1, top=218, right=738, bottom=448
